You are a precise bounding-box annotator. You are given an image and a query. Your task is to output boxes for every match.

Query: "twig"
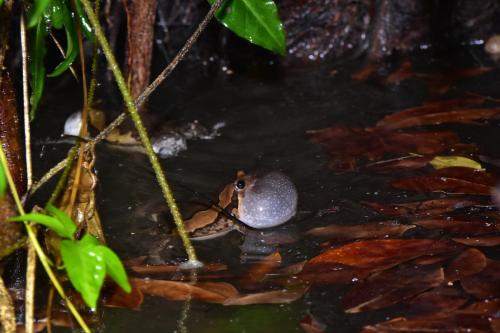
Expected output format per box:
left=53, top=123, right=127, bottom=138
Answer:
left=20, top=12, right=32, bottom=192
left=21, top=12, right=36, bottom=333
left=0, top=276, right=15, bottom=333
left=78, top=0, right=225, bottom=264
left=31, top=0, right=226, bottom=195
left=0, top=145, right=91, bottom=333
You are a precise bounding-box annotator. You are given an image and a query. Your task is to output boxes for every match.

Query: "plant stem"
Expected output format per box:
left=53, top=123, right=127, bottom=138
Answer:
left=80, top=0, right=200, bottom=263
left=0, top=276, right=15, bottom=333
left=0, top=145, right=91, bottom=333
left=20, top=11, right=32, bottom=192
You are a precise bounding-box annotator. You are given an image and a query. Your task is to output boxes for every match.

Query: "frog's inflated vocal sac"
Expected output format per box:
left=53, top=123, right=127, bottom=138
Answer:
left=234, top=171, right=298, bottom=229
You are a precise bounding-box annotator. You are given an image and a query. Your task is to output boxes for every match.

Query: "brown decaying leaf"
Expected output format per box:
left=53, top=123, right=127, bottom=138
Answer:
left=365, top=156, right=433, bottom=173
left=444, top=248, right=487, bottom=282
left=127, top=262, right=228, bottom=275
left=300, top=314, right=327, bottom=333
left=309, top=127, right=460, bottom=163
left=351, top=62, right=379, bottom=81
left=363, top=197, right=482, bottom=217
left=406, top=286, right=468, bottom=315
left=133, top=278, right=239, bottom=304
left=418, top=67, right=494, bottom=95
left=461, top=259, right=500, bottom=299
left=452, top=236, right=500, bottom=247
left=304, top=221, right=414, bottom=239
left=184, top=183, right=234, bottom=232
left=414, top=217, right=500, bottom=236
left=299, top=239, right=460, bottom=285
left=103, top=280, right=144, bottom=310
left=376, top=95, right=492, bottom=130
left=390, top=167, right=495, bottom=195
left=383, top=60, right=413, bottom=85
left=223, top=285, right=309, bottom=306
left=343, top=264, right=444, bottom=313
left=240, top=251, right=282, bottom=289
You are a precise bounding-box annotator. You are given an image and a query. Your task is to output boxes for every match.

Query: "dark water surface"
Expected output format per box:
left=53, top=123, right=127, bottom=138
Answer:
left=33, top=49, right=500, bottom=332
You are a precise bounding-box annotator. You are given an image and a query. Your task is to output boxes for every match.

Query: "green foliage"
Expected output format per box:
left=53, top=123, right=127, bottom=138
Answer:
left=27, top=0, right=52, bottom=28
left=0, top=0, right=4, bottom=8
left=208, top=0, right=286, bottom=55
left=45, top=0, right=79, bottom=77
left=29, top=18, right=47, bottom=119
left=28, top=0, right=94, bottom=118
left=10, top=205, right=130, bottom=309
left=0, top=163, right=6, bottom=198
left=61, top=234, right=131, bottom=309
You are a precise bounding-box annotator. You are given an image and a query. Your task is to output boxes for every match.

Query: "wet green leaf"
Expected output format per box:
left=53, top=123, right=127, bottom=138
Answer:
left=208, top=0, right=286, bottom=55
left=74, top=0, right=94, bottom=41
left=9, top=213, right=73, bottom=238
left=61, top=235, right=106, bottom=309
left=61, top=234, right=130, bottom=308
left=46, top=204, right=77, bottom=238
left=0, top=163, right=6, bottom=198
left=28, top=0, right=52, bottom=28
left=46, top=0, right=79, bottom=77
left=29, top=18, right=47, bottom=119
left=0, top=0, right=4, bottom=8
left=99, top=246, right=131, bottom=293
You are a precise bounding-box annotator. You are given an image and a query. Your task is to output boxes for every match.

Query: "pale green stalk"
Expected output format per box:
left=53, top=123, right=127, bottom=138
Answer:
left=79, top=0, right=199, bottom=263
left=0, top=145, right=91, bottom=333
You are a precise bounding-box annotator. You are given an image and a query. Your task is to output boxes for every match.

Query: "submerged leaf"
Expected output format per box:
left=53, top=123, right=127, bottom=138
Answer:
left=305, top=221, right=414, bottom=240
left=208, top=0, right=286, bottom=55
left=223, top=286, right=308, bottom=305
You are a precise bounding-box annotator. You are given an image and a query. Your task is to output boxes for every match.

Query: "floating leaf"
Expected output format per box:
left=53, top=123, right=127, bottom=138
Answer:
left=60, top=235, right=106, bottom=308
left=414, top=217, right=500, bottom=236
left=363, top=198, right=482, bottom=217
left=305, top=222, right=414, bottom=240
left=461, top=260, right=500, bottom=299
left=135, top=278, right=240, bottom=303
left=444, top=248, right=487, bottom=282
left=208, top=0, right=286, bottom=55
left=223, top=285, right=308, bottom=305
left=430, top=156, right=482, bottom=170
left=391, top=167, right=495, bottom=195
left=103, top=280, right=143, bottom=310
left=343, top=264, right=444, bottom=313
left=407, top=286, right=468, bottom=315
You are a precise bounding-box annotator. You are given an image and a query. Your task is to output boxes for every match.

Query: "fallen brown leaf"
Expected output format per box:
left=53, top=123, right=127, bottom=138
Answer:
left=300, top=314, right=327, bottom=333
left=444, top=248, right=487, bottom=282
left=103, top=280, right=144, bottom=310
left=223, top=285, right=309, bottom=305
left=305, top=221, right=414, bottom=239
left=240, top=251, right=282, bottom=289
left=407, top=286, right=468, bottom=314
left=452, top=236, right=500, bottom=247
left=461, top=260, right=500, bottom=299
left=343, top=264, right=444, bottom=313
left=133, top=278, right=239, bottom=303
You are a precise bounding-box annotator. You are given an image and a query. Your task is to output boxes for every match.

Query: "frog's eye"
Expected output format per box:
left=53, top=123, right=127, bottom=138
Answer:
left=235, top=180, right=246, bottom=190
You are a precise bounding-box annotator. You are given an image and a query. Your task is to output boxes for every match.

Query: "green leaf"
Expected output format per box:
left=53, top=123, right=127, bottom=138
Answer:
left=0, top=0, right=4, bottom=8
left=208, top=0, right=286, bottom=55
left=98, top=246, right=131, bottom=293
left=9, top=213, right=72, bottom=238
left=430, top=156, right=483, bottom=170
left=74, top=0, right=94, bottom=41
left=0, top=163, right=6, bottom=198
left=46, top=204, right=77, bottom=238
left=60, top=235, right=106, bottom=309
left=28, top=0, right=52, bottom=28
left=29, top=18, right=47, bottom=119
left=47, top=0, right=79, bottom=77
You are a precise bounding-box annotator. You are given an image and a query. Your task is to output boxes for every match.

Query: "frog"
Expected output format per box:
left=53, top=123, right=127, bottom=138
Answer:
left=185, top=171, right=298, bottom=240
